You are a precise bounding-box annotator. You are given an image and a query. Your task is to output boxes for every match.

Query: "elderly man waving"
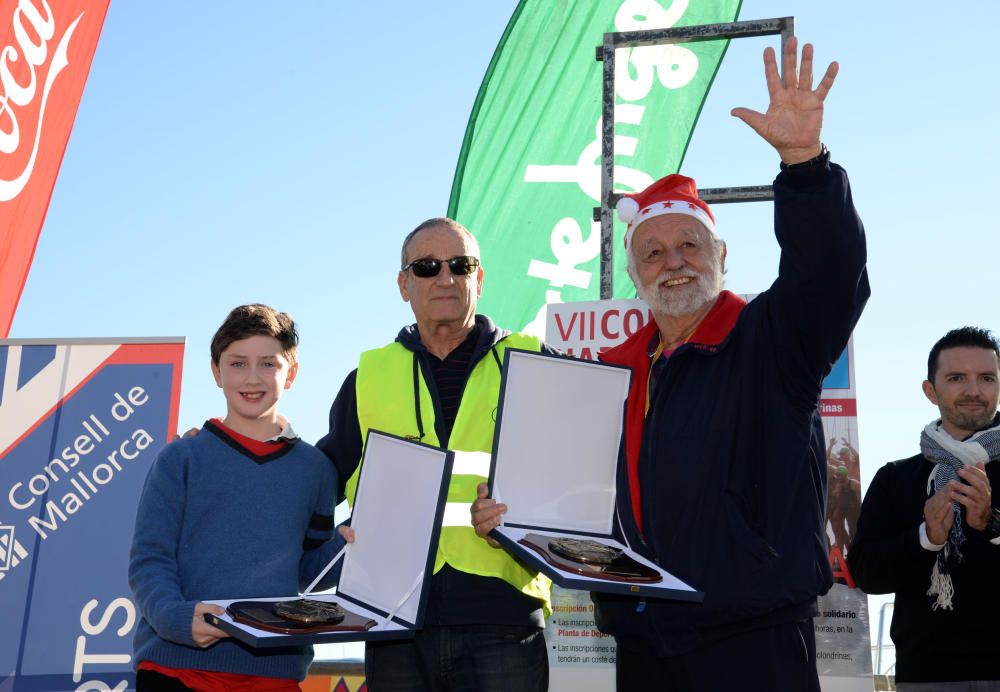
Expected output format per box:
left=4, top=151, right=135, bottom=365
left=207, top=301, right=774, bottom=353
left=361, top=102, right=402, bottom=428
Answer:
left=474, top=37, right=869, bottom=691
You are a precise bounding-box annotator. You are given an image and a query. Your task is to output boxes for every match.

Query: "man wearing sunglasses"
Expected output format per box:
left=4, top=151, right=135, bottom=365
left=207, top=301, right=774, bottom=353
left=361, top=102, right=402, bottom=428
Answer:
left=317, top=218, right=557, bottom=691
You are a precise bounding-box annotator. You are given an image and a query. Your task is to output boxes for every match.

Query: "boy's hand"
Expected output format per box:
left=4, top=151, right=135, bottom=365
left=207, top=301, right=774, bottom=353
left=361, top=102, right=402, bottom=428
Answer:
left=192, top=602, right=229, bottom=648
left=338, top=525, right=355, bottom=543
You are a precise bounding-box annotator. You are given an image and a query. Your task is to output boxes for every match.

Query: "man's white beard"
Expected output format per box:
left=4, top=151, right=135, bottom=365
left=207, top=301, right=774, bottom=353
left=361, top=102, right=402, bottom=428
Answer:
left=634, top=254, right=724, bottom=318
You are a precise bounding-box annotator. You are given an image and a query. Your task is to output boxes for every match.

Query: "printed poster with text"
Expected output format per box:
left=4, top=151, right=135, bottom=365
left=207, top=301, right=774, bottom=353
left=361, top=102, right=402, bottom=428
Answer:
left=545, top=299, right=872, bottom=692
left=0, top=338, right=183, bottom=691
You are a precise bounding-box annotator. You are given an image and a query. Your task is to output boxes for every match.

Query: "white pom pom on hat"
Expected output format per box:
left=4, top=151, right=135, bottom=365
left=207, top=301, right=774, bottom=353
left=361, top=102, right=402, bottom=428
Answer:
left=615, top=196, right=640, bottom=225
left=618, top=174, right=716, bottom=249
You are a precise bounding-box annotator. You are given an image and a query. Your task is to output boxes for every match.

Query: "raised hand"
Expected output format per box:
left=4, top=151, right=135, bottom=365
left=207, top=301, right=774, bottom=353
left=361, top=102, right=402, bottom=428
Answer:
left=731, top=36, right=838, bottom=164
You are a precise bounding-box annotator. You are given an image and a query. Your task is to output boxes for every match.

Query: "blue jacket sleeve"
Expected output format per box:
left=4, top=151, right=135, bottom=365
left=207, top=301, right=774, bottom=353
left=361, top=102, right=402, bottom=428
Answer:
left=764, top=158, right=871, bottom=407
left=128, top=442, right=200, bottom=647
left=298, top=454, right=344, bottom=592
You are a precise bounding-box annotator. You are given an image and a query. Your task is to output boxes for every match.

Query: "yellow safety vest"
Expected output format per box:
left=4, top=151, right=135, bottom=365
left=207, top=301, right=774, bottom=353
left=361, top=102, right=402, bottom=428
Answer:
left=350, top=333, right=551, bottom=614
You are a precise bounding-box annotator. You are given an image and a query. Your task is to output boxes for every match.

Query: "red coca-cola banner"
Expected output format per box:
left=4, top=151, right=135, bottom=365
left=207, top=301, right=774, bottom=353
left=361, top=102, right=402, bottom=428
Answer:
left=0, top=0, right=109, bottom=337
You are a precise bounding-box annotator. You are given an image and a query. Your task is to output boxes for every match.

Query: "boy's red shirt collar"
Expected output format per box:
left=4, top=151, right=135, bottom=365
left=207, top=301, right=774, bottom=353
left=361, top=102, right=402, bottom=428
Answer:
left=210, top=418, right=288, bottom=456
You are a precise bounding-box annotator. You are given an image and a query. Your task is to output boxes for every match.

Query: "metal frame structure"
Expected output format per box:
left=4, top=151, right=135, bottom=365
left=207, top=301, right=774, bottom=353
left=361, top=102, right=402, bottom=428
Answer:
left=596, top=17, right=795, bottom=299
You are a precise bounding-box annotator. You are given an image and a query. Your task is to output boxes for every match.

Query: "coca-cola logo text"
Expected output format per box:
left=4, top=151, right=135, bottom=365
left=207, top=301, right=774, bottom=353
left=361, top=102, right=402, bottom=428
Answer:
left=0, top=0, right=84, bottom=201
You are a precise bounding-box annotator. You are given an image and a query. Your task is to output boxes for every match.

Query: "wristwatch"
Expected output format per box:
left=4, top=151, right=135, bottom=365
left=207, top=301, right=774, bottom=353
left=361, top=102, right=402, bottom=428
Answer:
left=983, top=508, right=1000, bottom=541
left=780, top=143, right=830, bottom=172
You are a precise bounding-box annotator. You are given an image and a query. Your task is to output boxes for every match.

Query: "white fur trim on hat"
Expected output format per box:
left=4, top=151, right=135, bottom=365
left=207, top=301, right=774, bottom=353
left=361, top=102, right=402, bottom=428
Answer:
left=623, top=200, right=717, bottom=249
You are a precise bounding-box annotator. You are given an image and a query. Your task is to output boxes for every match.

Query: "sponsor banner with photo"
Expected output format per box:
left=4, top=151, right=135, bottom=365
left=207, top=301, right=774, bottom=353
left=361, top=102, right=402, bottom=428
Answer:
left=545, top=298, right=872, bottom=691
left=0, top=338, right=183, bottom=691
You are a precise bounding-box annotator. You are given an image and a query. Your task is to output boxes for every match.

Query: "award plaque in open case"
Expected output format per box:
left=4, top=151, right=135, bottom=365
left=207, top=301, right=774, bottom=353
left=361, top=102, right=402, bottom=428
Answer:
left=205, top=430, right=453, bottom=647
left=487, top=349, right=703, bottom=602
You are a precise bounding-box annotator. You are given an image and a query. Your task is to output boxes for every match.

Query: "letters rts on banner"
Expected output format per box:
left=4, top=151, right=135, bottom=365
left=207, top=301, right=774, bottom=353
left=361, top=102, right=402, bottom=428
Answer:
left=0, top=0, right=111, bottom=337
left=0, top=338, right=183, bottom=691
left=545, top=299, right=874, bottom=692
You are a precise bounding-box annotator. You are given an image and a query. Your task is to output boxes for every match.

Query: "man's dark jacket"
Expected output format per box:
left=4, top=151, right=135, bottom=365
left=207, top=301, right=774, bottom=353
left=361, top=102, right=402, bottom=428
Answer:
left=849, top=453, right=1000, bottom=683
left=594, top=157, right=870, bottom=656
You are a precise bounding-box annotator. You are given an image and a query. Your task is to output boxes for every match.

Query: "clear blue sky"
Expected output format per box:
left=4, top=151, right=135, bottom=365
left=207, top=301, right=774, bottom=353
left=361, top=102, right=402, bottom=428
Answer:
left=10, top=0, right=999, bottom=500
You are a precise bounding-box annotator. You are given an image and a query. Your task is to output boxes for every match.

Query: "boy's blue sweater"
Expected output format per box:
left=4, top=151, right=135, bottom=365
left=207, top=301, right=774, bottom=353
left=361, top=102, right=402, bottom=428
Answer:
left=128, top=420, right=343, bottom=681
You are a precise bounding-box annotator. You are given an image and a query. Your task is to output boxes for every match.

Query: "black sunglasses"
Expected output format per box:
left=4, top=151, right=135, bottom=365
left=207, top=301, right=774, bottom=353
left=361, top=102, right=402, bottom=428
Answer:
left=403, top=255, right=480, bottom=278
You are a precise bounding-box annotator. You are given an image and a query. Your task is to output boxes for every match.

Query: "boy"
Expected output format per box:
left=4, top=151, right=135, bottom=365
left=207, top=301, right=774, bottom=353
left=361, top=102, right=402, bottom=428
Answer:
left=129, top=304, right=348, bottom=691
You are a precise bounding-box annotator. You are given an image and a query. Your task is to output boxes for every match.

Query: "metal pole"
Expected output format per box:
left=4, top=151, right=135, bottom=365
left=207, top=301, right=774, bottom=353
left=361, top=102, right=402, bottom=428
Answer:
left=780, top=17, right=795, bottom=82
left=595, top=17, right=794, bottom=297
left=599, top=35, right=616, bottom=300
left=875, top=600, right=894, bottom=675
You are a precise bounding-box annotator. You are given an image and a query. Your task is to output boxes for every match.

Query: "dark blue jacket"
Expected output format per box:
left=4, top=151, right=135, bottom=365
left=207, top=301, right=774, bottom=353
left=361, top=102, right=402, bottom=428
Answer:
left=849, top=452, right=1000, bottom=683
left=594, top=156, right=870, bottom=656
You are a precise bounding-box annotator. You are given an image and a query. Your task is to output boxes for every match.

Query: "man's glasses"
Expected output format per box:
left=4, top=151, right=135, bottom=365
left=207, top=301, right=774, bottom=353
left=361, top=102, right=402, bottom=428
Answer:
left=403, top=256, right=480, bottom=278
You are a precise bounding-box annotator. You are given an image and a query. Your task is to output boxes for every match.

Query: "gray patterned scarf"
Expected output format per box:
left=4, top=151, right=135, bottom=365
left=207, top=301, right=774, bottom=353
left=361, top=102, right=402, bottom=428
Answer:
left=920, top=418, right=1000, bottom=609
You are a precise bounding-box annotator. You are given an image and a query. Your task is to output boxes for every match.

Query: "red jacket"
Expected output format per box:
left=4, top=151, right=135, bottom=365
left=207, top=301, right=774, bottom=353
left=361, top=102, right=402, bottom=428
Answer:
left=601, top=290, right=746, bottom=532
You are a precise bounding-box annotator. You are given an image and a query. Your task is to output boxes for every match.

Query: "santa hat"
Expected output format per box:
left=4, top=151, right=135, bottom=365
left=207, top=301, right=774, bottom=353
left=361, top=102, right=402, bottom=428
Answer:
left=617, top=174, right=716, bottom=249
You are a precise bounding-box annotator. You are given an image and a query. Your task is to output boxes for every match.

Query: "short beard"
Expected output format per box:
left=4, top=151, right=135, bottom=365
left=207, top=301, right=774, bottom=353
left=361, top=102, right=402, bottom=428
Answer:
left=632, top=250, right=724, bottom=318
left=942, top=401, right=998, bottom=435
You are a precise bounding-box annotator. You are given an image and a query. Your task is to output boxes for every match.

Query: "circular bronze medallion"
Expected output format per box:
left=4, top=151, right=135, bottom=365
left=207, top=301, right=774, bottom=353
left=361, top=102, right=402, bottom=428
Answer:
left=272, top=599, right=345, bottom=624
left=549, top=538, right=622, bottom=565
